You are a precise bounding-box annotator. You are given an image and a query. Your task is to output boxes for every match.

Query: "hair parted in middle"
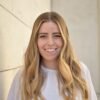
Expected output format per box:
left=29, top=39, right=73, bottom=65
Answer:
left=22, top=11, right=88, bottom=100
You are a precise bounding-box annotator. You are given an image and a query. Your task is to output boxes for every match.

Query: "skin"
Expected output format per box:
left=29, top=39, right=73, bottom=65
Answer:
left=37, top=21, right=63, bottom=69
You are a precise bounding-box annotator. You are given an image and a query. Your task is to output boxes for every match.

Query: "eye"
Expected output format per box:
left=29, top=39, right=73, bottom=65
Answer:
left=54, top=35, right=61, bottom=37
left=53, top=34, right=61, bottom=38
left=39, top=35, right=47, bottom=38
left=38, top=33, right=48, bottom=38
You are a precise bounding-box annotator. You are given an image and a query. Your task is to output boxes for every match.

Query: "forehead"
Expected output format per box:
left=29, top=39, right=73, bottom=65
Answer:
left=39, top=21, right=60, bottom=33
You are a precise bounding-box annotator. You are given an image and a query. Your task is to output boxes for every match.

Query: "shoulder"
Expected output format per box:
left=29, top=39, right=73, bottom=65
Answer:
left=11, top=68, right=23, bottom=87
left=80, top=62, right=89, bottom=72
left=79, top=62, right=97, bottom=100
left=79, top=62, right=90, bottom=79
left=79, top=61, right=93, bottom=83
left=7, top=68, right=23, bottom=100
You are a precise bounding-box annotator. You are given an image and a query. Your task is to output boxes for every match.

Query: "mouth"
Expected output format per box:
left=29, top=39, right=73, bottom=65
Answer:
left=45, top=48, right=57, bottom=53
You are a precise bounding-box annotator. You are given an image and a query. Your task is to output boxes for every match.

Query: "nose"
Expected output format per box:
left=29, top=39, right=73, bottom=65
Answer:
left=47, top=36, right=54, bottom=46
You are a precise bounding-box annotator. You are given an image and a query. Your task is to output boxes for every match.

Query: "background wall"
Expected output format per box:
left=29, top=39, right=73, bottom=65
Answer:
left=0, top=0, right=99, bottom=100
left=51, top=0, right=100, bottom=99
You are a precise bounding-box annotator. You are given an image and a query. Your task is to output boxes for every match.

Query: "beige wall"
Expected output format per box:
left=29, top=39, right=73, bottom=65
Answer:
left=97, top=0, right=100, bottom=98
left=0, top=0, right=100, bottom=99
left=51, top=0, right=100, bottom=99
left=0, top=0, right=50, bottom=100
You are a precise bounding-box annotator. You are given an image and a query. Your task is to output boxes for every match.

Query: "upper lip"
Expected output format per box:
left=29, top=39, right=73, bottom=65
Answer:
left=45, top=48, right=56, bottom=50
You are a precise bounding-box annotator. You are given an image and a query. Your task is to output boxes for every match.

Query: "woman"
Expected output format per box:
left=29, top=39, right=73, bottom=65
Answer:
left=7, top=12, right=97, bottom=100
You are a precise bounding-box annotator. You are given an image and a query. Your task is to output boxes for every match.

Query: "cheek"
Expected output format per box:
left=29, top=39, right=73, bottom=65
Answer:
left=37, top=40, right=41, bottom=49
left=56, top=39, right=63, bottom=48
left=37, top=39, right=45, bottom=49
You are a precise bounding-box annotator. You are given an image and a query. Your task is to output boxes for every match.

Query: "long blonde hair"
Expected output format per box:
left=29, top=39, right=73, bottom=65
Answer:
left=21, top=12, right=88, bottom=100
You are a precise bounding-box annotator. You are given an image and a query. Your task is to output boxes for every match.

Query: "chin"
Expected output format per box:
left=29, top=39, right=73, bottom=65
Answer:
left=44, top=57, right=58, bottom=61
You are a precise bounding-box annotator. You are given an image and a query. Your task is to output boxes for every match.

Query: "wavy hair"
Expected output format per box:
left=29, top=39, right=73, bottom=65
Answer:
left=21, top=12, right=88, bottom=100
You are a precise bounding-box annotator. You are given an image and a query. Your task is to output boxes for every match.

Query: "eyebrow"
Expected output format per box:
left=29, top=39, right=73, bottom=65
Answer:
left=53, top=32, right=61, bottom=34
left=38, top=32, right=61, bottom=35
left=38, top=33, right=48, bottom=35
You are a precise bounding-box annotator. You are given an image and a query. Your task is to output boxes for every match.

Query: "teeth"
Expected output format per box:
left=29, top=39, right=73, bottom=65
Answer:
left=46, top=49, right=56, bottom=52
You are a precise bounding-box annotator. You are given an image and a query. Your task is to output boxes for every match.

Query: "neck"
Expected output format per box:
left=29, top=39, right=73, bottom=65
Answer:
left=41, top=60, right=58, bottom=69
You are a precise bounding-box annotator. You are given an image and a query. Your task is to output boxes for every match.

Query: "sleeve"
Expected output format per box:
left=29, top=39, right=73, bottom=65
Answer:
left=7, top=70, right=22, bottom=100
left=80, top=62, right=97, bottom=100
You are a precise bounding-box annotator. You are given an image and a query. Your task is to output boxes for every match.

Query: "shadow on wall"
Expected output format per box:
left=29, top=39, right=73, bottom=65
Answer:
left=0, top=29, right=21, bottom=100
left=0, top=26, right=5, bottom=70
left=0, top=74, right=4, bottom=100
left=0, top=27, right=5, bottom=100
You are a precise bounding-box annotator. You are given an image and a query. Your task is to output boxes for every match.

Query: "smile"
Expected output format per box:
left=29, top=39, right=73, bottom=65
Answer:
left=45, top=48, right=57, bottom=52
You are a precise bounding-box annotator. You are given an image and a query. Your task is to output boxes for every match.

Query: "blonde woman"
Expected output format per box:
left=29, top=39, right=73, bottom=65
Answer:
left=7, top=12, right=97, bottom=100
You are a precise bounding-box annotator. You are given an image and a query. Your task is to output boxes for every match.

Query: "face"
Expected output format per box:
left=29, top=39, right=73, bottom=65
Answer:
left=37, top=21, right=63, bottom=63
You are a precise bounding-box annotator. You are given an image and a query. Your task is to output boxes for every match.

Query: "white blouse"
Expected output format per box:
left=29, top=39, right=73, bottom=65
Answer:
left=7, top=62, right=97, bottom=100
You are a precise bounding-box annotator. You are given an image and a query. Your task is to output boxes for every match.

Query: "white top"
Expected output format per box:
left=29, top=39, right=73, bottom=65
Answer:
left=7, top=62, right=97, bottom=100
